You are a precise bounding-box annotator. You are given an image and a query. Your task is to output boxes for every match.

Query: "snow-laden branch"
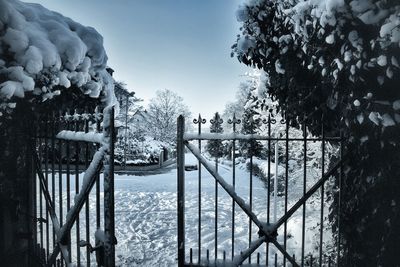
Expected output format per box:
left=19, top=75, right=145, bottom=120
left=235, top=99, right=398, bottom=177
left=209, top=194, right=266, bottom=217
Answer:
left=0, top=0, right=117, bottom=115
left=56, top=130, right=104, bottom=144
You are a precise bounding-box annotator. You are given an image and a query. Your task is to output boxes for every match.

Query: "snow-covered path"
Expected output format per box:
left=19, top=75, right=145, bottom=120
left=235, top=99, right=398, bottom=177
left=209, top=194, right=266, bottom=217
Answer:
left=113, top=153, right=271, bottom=266
left=45, top=153, right=331, bottom=266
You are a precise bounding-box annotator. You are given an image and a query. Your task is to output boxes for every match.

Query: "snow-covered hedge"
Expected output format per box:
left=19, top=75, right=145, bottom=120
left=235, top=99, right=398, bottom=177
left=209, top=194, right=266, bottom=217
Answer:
left=233, top=0, right=399, bottom=131
left=0, top=0, right=116, bottom=116
left=233, top=1, right=400, bottom=265
left=115, top=136, right=167, bottom=165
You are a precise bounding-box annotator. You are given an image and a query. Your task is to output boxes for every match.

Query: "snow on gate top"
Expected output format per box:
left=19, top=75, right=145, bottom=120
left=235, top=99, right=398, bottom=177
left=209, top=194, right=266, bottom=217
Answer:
left=0, top=0, right=116, bottom=115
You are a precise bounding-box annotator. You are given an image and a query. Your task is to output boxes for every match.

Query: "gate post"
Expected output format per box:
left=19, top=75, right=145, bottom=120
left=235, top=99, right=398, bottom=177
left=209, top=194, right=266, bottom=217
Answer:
left=177, top=115, right=185, bottom=267
left=104, top=106, right=116, bottom=267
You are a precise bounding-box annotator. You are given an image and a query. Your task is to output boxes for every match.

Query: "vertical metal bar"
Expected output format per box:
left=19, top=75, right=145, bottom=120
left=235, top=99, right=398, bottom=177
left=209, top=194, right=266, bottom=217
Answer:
left=197, top=115, right=202, bottom=263
left=337, top=130, right=343, bottom=267
left=51, top=112, right=56, bottom=251
left=284, top=120, right=289, bottom=267
left=66, top=111, right=71, bottom=262
left=30, top=123, right=37, bottom=267
left=104, top=107, right=116, bottom=266
left=248, top=122, right=253, bottom=264
left=84, top=110, right=90, bottom=267
left=45, top=115, right=50, bottom=259
left=124, top=95, right=128, bottom=168
left=110, top=107, right=116, bottom=265
left=319, top=121, right=325, bottom=267
left=301, top=122, right=307, bottom=267
left=177, top=115, right=185, bottom=267
left=96, top=109, right=101, bottom=230
left=58, top=112, right=64, bottom=267
left=75, top=111, right=81, bottom=265
left=274, top=142, right=278, bottom=223
left=39, top=117, right=44, bottom=254
left=231, top=114, right=237, bottom=260
left=215, top=157, right=218, bottom=260
left=275, top=253, right=278, bottom=267
left=266, top=115, right=271, bottom=265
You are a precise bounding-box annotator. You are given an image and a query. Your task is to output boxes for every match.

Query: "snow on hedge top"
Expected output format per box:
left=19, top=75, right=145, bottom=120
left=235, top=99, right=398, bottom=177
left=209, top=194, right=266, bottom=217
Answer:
left=235, top=0, right=400, bottom=127
left=0, top=0, right=115, bottom=114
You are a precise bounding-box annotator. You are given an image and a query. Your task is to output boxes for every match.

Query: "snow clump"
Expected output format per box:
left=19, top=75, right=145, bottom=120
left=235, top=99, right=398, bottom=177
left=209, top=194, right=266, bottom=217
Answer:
left=0, top=0, right=116, bottom=115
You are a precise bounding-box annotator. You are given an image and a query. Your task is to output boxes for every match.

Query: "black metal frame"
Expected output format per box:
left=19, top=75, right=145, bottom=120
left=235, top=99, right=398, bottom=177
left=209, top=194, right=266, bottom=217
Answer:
left=177, top=114, right=345, bottom=267
left=32, top=106, right=116, bottom=266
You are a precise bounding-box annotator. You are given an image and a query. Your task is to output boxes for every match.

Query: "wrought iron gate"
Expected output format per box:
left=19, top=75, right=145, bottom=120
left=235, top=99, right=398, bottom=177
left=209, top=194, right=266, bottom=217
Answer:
left=32, top=106, right=116, bottom=266
left=177, top=114, right=345, bottom=267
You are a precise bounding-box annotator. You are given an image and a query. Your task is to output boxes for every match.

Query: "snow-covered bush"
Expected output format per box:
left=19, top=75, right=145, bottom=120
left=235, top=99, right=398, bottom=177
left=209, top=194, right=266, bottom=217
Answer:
left=115, top=135, right=166, bottom=165
left=233, top=1, right=400, bottom=265
left=0, top=0, right=116, bottom=118
left=0, top=1, right=117, bottom=265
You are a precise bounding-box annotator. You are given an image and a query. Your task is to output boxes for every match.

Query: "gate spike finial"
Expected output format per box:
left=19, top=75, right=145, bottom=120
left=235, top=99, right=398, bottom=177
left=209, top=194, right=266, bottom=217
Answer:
left=193, top=113, right=206, bottom=124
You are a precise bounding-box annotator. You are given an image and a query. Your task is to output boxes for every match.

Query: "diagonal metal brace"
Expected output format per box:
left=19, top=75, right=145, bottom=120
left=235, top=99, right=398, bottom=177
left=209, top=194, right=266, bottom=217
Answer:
left=47, top=146, right=106, bottom=265
left=273, top=155, right=348, bottom=233
left=32, top=148, right=72, bottom=267
left=185, top=142, right=276, bottom=258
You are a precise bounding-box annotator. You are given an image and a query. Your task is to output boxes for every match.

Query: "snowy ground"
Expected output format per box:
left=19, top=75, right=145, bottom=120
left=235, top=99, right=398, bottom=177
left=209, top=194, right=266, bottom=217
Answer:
left=39, top=153, right=335, bottom=266
left=114, top=153, right=334, bottom=266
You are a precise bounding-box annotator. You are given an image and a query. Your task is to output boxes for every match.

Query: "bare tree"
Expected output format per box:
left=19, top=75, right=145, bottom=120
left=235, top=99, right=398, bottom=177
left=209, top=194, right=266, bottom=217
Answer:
left=147, top=89, right=191, bottom=145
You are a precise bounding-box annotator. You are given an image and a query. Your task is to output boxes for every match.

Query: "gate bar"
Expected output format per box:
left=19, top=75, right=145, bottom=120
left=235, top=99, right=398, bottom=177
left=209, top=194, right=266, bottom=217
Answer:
left=266, top=115, right=272, bottom=265
left=45, top=116, right=50, bottom=260
left=301, top=123, right=307, bottom=266
left=283, top=120, right=289, bottom=267
left=319, top=122, right=325, bottom=266
left=177, top=115, right=185, bottom=267
left=104, top=106, right=116, bottom=267
left=74, top=114, right=81, bottom=265
left=51, top=112, right=56, bottom=256
left=84, top=113, right=91, bottom=267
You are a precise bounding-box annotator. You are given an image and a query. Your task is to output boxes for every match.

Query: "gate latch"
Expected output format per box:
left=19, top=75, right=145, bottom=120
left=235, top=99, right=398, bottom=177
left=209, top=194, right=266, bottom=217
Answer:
left=79, top=230, right=117, bottom=266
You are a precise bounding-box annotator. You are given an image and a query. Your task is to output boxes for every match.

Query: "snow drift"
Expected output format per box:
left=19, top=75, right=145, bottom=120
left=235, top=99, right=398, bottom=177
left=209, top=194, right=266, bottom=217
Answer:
left=0, top=0, right=116, bottom=115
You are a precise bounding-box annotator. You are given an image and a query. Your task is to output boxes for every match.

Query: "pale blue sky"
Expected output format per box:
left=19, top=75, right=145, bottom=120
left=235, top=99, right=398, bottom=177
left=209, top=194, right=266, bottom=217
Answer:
left=27, top=0, right=250, bottom=119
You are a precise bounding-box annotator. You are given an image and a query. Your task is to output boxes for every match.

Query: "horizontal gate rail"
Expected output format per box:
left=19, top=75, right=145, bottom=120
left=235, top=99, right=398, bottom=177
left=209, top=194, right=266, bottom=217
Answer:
left=184, top=132, right=341, bottom=142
